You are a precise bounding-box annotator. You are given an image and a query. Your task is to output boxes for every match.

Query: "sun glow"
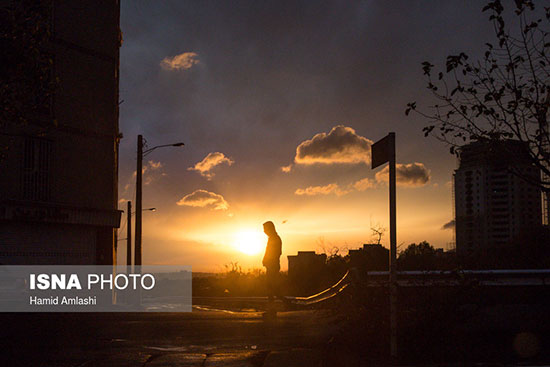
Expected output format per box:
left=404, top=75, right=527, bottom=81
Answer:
left=234, top=230, right=265, bottom=255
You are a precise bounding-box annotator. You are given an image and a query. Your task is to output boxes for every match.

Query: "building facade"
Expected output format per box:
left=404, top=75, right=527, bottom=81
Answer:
left=287, top=251, right=327, bottom=294
left=454, top=139, right=541, bottom=261
left=348, top=244, right=388, bottom=271
left=287, top=251, right=327, bottom=279
left=0, top=1, right=122, bottom=264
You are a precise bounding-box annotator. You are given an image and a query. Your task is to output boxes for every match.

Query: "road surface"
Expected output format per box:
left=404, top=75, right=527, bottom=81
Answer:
left=0, top=307, right=353, bottom=366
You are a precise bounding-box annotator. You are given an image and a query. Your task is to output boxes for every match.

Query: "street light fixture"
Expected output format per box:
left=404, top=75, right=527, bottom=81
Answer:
left=143, top=143, right=185, bottom=157
left=132, top=208, right=156, bottom=214
left=135, top=135, right=184, bottom=267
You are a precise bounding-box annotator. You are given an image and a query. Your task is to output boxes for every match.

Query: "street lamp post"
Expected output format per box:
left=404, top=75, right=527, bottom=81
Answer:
left=127, top=201, right=132, bottom=274
left=135, top=135, right=184, bottom=268
left=123, top=202, right=155, bottom=274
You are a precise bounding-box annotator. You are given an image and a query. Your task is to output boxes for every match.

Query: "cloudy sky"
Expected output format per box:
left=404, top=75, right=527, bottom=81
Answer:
left=117, top=1, right=494, bottom=272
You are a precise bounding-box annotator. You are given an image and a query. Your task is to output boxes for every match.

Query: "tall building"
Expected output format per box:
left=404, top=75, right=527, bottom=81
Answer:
left=454, top=139, right=541, bottom=261
left=0, top=1, right=122, bottom=264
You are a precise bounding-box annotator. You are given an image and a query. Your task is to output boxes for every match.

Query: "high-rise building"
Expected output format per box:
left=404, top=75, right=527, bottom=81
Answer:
left=454, top=139, right=541, bottom=261
left=0, top=1, right=122, bottom=264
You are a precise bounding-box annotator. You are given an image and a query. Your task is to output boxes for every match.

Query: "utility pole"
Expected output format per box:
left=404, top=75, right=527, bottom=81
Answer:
left=126, top=200, right=132, bottom=274
left=135, top=135, right=143, bottom=267
left=134, top=135, right=184, bottom=269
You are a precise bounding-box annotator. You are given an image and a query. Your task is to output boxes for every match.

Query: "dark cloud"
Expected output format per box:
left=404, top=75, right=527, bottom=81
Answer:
left=441, top=219, right=455, bottom=230
left=293, top=125, right=372, bottom=166
left=177, top=189, right=229, bottom=210
left=375, top=162, right=430, bottom=187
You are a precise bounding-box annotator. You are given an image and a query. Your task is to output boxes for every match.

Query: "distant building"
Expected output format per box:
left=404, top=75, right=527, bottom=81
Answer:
left=287, top=251, right=327, bottom=279
left=348, top=244, right=388, bottom=271
left=454, top=139, right=541, bottom=261
left=0, top=2, right=122, bottom=264
left=287, top=251, right=327, bottom=294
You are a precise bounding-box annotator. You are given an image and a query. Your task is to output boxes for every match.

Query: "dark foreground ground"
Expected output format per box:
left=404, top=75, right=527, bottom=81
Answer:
left=0, top=295, right=550, bottom=366
left=0, top=308, right=353, bottom=367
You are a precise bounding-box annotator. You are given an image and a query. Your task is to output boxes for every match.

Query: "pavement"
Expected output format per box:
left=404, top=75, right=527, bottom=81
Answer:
left=79, top=348, right=326, bottom=367
left=2, top=303, right=548, bottom=366
left=0, top=308, right=358, bottom=367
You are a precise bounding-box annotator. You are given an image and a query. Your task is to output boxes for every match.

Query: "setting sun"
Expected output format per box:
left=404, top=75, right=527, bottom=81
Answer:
left=234, top=230, right=265, bottom=255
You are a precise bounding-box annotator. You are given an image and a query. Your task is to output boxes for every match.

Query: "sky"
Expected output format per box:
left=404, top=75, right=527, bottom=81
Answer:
left=116, top=1, right=495, bottom=272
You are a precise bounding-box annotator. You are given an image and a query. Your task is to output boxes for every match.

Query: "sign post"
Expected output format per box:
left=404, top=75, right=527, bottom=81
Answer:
left=371, top=132, right=397, bottom=359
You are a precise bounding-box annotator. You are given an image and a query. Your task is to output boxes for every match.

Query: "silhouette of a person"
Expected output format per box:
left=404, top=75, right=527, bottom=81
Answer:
left=262, top=221, right=282, bottom=303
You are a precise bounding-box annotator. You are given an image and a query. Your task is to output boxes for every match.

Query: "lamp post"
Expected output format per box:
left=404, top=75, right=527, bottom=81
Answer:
left=135, top=135, right=184, bottom=267
left=125, top=203, right=155, bottom=274
left=127, top=201, right=131, bottom=274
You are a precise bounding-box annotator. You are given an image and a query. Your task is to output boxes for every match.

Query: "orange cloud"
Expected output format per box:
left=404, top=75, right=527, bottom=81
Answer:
left=149, top=160, right=163, bottom=170
left=295, top=183, right=348, bottom=196
left=295, top=177, right=378, bottom=197
left=352, top=177, right=377, bottom=191
left=130, top=160, right=165, bottom=185
left=280, top=164, right=292, bottom=173
left=177, top=190, right=229, bottom=210
left=160, top=52, right=200, bottom=71
left=188, top=152, right=234, bottom=179
left=375, top=162, right=430, bottom=187
left=294, top=125, right=372, bottom=165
